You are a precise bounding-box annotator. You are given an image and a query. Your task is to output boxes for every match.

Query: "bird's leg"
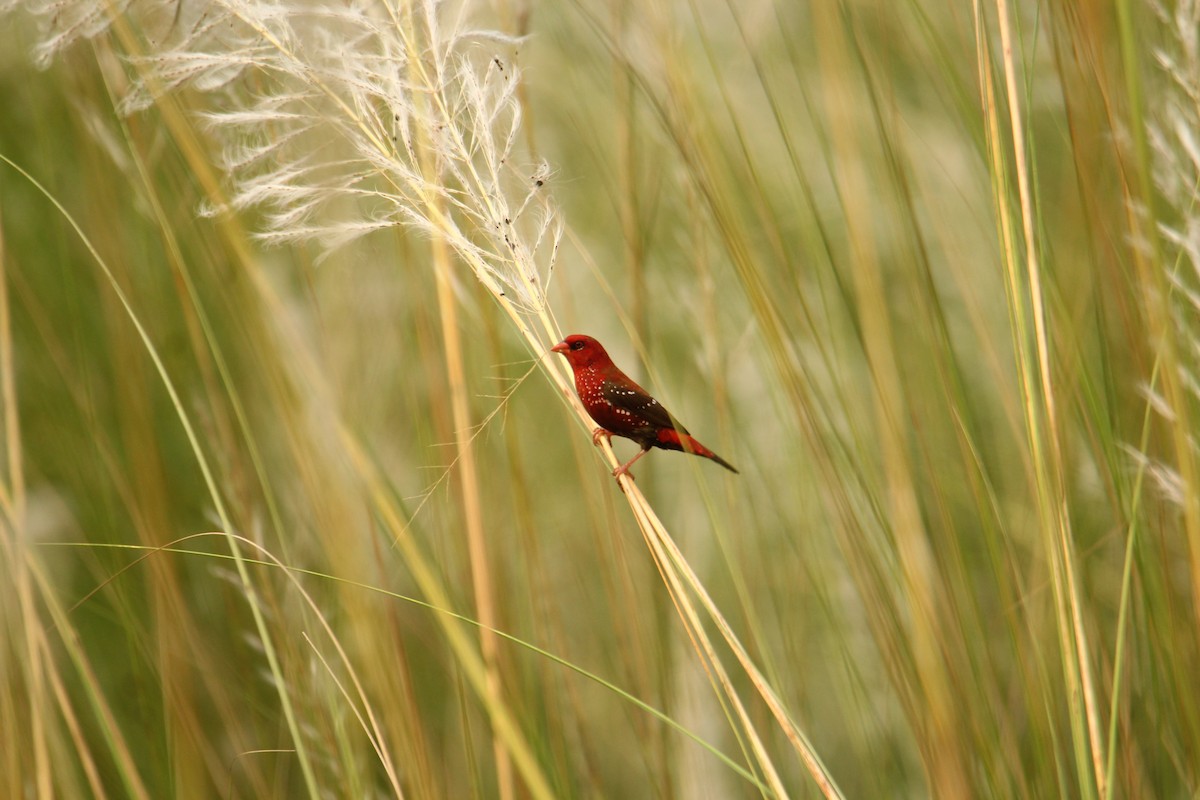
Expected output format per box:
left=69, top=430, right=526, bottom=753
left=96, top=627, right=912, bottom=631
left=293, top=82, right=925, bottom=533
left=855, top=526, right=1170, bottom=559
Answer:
left=613, top=446, right=651, bottom=478
left=591, top=428, right=613, bottom=447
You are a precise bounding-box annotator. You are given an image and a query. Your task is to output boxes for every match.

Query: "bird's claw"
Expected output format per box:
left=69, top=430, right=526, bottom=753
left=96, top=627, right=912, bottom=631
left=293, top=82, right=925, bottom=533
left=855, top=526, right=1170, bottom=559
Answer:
left=592, top=428, right=613, bottom=447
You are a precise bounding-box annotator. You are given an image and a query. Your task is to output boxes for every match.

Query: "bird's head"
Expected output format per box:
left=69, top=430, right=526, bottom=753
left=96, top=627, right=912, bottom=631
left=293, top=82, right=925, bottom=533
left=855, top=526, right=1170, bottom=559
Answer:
left=551, top=334, right=610, bottom=369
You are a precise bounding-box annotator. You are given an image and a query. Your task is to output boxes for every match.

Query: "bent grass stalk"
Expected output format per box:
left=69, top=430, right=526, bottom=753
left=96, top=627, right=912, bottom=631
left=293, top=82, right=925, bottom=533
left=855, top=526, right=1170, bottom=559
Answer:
left=0, top=153, right=324, bottom=798
left=60, top=535, right=778, bottom=795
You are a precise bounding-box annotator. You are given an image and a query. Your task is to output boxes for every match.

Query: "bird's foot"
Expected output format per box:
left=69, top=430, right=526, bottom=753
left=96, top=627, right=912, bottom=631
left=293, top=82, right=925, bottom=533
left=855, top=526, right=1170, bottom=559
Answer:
left=612, top=448, right=649, bottom=480
left=591, top=428, right=613, bottom=447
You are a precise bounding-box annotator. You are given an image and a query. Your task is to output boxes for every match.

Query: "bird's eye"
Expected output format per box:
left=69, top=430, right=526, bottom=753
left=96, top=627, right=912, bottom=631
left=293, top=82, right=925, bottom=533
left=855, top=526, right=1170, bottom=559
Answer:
left=570, top=340, right=585, bottom=351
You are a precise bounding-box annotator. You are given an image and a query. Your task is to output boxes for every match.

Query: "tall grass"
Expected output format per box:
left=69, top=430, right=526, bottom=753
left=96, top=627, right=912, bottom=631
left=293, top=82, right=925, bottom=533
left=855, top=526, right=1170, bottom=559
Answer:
left=1, top=0, right=1197, bottom=797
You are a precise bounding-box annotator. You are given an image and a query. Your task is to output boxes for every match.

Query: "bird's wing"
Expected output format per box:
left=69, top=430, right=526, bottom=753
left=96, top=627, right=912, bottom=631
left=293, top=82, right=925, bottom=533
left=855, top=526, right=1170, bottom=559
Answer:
left=600, top=376, right=687, bottom=433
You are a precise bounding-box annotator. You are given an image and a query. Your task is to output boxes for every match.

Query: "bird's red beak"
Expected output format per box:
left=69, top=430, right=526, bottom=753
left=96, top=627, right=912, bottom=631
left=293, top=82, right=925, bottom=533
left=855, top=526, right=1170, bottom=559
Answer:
left=550, top=341, right=569, bottom=354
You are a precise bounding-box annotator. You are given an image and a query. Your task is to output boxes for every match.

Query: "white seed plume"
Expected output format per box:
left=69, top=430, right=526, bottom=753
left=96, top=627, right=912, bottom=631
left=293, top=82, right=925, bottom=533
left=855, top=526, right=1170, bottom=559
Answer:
left=1145, top=0, right=1200, bottom=502
left=14, top=0, right=562, bottom=312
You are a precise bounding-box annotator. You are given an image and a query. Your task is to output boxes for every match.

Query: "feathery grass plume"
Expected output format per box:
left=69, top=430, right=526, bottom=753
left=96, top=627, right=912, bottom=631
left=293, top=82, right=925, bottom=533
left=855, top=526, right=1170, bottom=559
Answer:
left=1146, top=0, right=1200, bottom=509
left=192, top=1, right=559, bottom=309
left=22, top=0, right=561, bottom=309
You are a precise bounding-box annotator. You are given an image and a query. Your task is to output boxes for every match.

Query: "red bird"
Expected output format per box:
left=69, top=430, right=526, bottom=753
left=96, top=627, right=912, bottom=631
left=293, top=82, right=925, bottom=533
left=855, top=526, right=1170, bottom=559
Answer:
left=552, top=334, right=738, bottom=477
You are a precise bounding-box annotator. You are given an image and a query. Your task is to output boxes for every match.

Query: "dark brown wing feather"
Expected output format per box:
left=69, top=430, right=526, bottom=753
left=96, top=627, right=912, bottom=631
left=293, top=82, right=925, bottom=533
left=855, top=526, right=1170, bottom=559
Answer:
left=601, top=377, right=687, bottom=434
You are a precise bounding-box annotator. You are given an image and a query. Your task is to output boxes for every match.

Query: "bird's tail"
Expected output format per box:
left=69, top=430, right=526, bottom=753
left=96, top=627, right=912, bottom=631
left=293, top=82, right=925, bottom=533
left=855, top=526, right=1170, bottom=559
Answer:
left=681, top=434, right=739, bottom=474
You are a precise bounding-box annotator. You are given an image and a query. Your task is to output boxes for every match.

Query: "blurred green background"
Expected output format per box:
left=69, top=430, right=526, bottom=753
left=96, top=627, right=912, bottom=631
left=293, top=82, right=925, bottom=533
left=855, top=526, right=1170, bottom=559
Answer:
left=1, top=0, right=1196, bottom=797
